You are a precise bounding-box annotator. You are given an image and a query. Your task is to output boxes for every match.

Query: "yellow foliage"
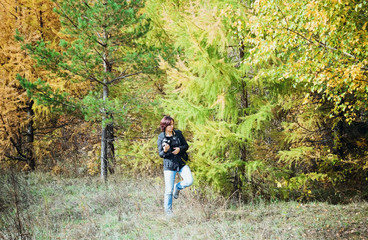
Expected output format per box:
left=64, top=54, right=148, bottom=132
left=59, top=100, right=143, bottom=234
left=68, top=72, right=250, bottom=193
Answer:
left=51, top=165, right=63, bottom=175
left=22, top=164, right=32, bottom=172
left=356, top=138, right=367, bottom=148
left=0, top=0, right=61, bottom=165
left=87, top=144, right=100, bottom=176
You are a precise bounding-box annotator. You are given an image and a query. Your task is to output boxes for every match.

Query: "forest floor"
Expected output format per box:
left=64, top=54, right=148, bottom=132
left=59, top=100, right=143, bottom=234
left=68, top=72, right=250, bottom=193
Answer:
left=1, top=172, right=368, bottom=240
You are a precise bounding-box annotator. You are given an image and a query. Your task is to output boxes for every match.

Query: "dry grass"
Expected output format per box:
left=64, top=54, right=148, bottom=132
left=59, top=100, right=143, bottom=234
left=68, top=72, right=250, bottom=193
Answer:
left=1, top=172, right=368, bottom=239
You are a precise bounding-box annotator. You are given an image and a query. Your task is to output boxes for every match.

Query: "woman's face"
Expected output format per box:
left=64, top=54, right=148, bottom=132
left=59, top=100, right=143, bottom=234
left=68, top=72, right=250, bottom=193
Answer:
left=166, top=120, right=174, bottom=132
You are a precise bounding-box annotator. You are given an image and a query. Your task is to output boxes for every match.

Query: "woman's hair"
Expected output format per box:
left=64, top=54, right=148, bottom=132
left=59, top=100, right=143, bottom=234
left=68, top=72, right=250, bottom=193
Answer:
left=160, top=115, right=174, bottom=132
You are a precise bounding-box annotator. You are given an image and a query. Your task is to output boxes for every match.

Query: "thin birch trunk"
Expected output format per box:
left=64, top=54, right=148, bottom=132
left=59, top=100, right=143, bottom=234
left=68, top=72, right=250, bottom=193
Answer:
left=101, top=84, right=108, bottom=183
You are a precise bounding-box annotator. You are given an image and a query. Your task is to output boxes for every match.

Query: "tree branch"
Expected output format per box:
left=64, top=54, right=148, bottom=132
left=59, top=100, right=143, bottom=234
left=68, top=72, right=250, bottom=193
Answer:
left=54, top=1, right=106, bottom=48
left=310, top=34, right=356, bottom=59
left=274, top=5, right=363, bottom=60
left=0, top=114, right=9, bottom=137
left=57, top=63, right=105, bottom=86
left=88, top=76, right=106, bottom=86
left=9, top=137, right=27, bottom=160
left=93, top=46, right=105, bottom=62
left=276, top=5, right=357, bottom=60
left=36, top=87, right=77, bottom=110
left=54, top=1, right=79, bottom=29
left=107, top=71, right=143, bottom=85
left=35, top=118, right=79, bottom=133
left=82, top=0, right=91, bottom=9
left=0, top=2, right=17, bottom=19
left=5, top=153, right=27, bottom=162
left=277, top=6, right=289, bottom=30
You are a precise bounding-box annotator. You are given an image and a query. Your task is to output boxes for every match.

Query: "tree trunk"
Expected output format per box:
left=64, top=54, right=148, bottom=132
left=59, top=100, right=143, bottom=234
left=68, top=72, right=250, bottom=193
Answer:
left=100, top=85, right=108, bottom=183
left=106, top=119, right=115, bottom=174
left=26, top=100, right=35, bottom=170
left=100, top=26, right=115, bottom=181
left=233, top=43, right=248, bottom=199
left=39, top=10, right=44, bottom=39
left=333, top=114, right=345, bottom=159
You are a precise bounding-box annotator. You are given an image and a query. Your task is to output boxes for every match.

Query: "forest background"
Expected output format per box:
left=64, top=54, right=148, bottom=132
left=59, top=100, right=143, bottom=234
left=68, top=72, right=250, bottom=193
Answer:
left=1, top=0, right=368, bottom=237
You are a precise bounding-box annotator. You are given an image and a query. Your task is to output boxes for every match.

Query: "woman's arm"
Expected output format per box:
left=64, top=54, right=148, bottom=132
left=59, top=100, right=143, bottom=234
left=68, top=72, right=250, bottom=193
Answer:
left=177, top=130, right=189, bottom=153
left=158, top=133, right=171, bottom=158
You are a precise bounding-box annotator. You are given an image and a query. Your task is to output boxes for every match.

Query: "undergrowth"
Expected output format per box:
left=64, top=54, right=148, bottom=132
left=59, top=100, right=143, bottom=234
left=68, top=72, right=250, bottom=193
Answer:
left=1, top=171, right=367, bottom=239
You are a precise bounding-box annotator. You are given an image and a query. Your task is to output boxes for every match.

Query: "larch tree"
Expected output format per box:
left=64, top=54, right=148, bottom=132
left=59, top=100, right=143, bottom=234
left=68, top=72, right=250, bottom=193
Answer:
left=19, top=0, right=151, bottom=182
left=147, top=0, right=277, bottom=198
left=0, top=0, right=61, bottom=170
left=148, top=0, right=368, bottom=200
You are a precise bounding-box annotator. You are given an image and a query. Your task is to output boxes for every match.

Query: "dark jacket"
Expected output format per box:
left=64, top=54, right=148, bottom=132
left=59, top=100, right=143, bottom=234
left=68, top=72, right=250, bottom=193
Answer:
left=157, top=129, right=189, bottom=171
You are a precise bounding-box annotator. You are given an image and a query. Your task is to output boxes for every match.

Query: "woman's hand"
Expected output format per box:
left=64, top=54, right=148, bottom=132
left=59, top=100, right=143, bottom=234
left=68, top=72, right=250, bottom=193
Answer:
left=163, top=143, right=170, bottom=152
left=172, top=147, right=180, bottom=155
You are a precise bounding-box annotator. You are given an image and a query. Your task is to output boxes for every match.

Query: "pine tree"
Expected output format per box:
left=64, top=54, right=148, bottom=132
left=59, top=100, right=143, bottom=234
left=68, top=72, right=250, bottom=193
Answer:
left=19, top=0, right=151, bottom=182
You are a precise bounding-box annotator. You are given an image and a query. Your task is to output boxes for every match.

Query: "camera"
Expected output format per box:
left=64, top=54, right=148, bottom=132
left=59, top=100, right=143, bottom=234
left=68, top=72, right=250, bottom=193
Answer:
left=162, top=138, right=171, bottom=148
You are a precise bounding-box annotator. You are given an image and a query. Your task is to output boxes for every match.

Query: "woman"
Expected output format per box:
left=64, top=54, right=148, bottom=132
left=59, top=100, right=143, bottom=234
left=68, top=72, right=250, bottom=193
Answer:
left=157, top=116, right=193, bottom=216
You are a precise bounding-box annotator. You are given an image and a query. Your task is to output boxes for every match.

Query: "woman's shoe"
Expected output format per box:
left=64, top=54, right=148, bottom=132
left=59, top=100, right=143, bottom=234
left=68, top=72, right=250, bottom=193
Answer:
left=173, top=185, right=180, bottom=199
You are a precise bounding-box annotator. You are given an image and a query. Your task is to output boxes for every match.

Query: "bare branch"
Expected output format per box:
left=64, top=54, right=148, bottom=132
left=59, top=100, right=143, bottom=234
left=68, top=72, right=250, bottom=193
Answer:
left=310, top=34, right=356, bottom=59
left=82, top=0, right=91, bottom=9
left=35, top=118, right=79, bottom=132
left=88, top=76, right=106, bottom=86
left=107, top=71, right=143, bottom=85
left=5, top=153, right=27, bottom=162
left=54, top=1, right=79, bottom=29
left=9, top=137, right=27, bottom=160
left=276, top=6, right=357, bottom=60
left=93, top=46, right=104, bottom=61
left=0, top=114, right=10, bottom=138
left=277, top=6, right=289, bottom=30
left=0, top=2, right=17, bottom=19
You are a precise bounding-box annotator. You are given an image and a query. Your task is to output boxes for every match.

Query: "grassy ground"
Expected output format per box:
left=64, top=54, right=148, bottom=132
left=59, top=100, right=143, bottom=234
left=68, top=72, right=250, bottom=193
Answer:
left=1, top=172, right=368, bottom=239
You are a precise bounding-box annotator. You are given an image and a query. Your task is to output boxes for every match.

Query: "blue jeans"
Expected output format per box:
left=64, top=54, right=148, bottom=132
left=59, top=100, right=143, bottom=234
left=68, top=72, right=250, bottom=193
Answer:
left=164, top=165, right=193, bottom=213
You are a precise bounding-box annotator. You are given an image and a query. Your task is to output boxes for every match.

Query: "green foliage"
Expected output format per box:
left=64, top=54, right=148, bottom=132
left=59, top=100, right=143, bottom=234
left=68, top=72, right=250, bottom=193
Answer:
left=287, top=173, right=329, bottom=201
left=278, top=147, right=315, bottom=168
left=252, top=0, right=368, bottom=124
left=17, top=74, right=76, bottom=114
left=8, top=0, right=368, bottom=200
left=14, top=29, right=24, bottom=42
left=80, top=91, right=131, bottom=127
left=19, top=0, right=152, bottom=120
left=146, top=0, right=281, bottom=198
left=16, top=0, right=159, bottom=181
left=146, top=0, right=368, bottom=201
left=117, top=137, right=162, bottom=176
